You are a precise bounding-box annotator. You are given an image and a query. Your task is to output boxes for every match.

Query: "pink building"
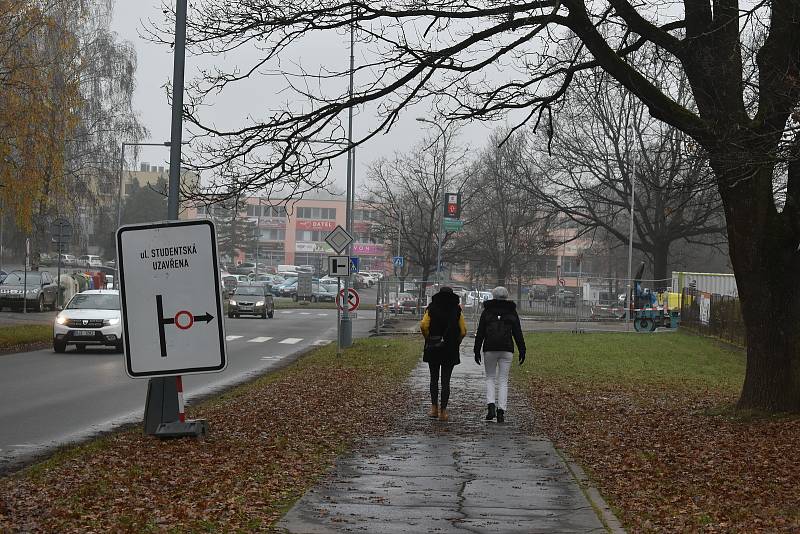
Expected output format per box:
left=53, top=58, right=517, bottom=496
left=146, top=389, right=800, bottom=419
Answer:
left=185, top=193, right=389, bottom=273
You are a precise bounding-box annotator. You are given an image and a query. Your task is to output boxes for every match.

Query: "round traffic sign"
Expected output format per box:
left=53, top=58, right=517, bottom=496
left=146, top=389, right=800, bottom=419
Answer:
left=174, top=310, right=194, bottom=330
left=558, top=278, right=566, bottom=286
left=337, top=288, right=360, bottom=312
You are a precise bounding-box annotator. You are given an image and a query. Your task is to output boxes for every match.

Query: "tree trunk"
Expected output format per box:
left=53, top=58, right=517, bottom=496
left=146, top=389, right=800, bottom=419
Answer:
left=652, top=243, right=670, bottom=286
left=714, top=157, right=800, bottom=412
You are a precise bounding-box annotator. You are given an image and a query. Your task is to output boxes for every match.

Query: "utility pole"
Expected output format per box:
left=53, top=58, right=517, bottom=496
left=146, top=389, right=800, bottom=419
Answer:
left=340, top=5, right=357, bottom=348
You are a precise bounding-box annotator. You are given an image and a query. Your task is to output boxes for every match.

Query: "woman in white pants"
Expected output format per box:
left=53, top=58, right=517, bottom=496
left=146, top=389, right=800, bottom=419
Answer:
left=473, top=286, right=526, bottom=422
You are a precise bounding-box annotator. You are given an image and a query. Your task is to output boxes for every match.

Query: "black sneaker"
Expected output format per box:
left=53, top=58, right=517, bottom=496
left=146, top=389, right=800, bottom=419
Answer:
left=486, top=403, right=496, bottom=420
left=496, top=408, right=505, bottom=423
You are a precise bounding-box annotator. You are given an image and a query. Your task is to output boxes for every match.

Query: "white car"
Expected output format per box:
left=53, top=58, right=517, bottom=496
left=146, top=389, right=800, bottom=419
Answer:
left=53, top=290, right=122, bottom=353
left=59, top=254, right=77, bottom=266
left=78, top=255, right=103, bottom=268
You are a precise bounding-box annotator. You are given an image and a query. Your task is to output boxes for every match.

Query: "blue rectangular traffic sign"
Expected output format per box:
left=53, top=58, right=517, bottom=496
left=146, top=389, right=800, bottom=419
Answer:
left=392, top=256, right=404, bottom=267
left=349, top=256, right=360, bottom=273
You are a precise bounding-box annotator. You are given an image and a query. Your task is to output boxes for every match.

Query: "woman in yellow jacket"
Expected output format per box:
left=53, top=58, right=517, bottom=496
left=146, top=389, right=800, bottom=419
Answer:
left=420, top=287, right=467, bottom=421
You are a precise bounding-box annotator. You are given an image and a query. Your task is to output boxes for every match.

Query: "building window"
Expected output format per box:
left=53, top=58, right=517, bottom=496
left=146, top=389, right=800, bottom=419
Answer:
left=267, top=205, right=288, bottom=218
left=297, top=207, right=336, bottom=219
left=260, top=228, right=286, bottom=241
left=295, top=230, right=325, bottom=242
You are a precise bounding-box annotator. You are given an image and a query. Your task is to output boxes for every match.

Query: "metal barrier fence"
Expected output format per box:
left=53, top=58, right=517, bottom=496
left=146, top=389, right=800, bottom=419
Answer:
left=374, top=277, right=675, bottom=334
left=680, top=288, right=746, bottom=347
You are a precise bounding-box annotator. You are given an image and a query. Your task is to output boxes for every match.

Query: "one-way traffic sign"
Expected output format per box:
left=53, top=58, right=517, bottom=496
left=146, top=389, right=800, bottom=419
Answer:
left=117, top=220, right=226, bottom=378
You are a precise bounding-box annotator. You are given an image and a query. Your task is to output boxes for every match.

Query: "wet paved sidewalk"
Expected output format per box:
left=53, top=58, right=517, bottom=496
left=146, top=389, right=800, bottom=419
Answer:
left=279, top=353, right=615, bottom=533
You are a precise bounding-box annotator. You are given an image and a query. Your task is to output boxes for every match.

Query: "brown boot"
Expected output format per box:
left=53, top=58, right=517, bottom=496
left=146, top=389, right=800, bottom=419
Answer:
left=428, top=404, right=439, bottom=418
left=438, top=408, right=449, bottom=422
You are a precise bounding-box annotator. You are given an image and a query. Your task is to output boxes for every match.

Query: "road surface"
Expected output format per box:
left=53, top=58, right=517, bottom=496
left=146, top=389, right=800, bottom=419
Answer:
left=0, top=308, right=376, bottom=472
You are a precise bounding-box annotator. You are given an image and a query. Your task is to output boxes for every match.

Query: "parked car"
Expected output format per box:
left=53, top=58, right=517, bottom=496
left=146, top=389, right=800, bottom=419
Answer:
left=53, top=290, right=122, bottom=353
left=228, top=283, right=274, bottom=319
left=59, top=254, right=77, bottom=266
left=231, top=262, right=257, bottom=275
left=351, top=273, right=369, bottom=289
left=548, top=289, right=576, bottom=307
left=78, top=255, right=103, bottom=268
left=530, top=284, right=549, bottom=301
left=465, top=290, right=492, bottom=308
left=274, top=278, right=298, bottom=297
left=297, top=265, right=315, bottom=274
left=309, top=283, right=336, bottom=303
left=0, top=270, right=58, bottom=311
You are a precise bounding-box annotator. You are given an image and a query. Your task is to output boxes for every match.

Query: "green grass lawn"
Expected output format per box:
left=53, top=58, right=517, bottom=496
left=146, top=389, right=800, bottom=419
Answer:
left=0, top=324, right=51, bottom=351
left=516, top=331, right=746, bottom=392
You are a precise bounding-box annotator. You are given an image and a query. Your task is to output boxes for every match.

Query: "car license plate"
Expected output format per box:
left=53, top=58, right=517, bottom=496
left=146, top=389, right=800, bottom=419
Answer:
left=74, top=330, right=94, bottom=337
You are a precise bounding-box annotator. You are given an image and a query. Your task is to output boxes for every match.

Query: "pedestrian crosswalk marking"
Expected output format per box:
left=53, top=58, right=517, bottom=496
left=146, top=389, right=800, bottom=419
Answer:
left=226, top=335, right=243, bottom=341
left=279, top=337, right=302, bottom=344
left=248, top=337, right=273, bottom=343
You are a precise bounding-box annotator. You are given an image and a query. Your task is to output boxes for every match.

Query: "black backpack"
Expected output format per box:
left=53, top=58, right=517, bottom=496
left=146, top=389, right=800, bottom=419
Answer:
left=484, top=312, right=513, bottom=351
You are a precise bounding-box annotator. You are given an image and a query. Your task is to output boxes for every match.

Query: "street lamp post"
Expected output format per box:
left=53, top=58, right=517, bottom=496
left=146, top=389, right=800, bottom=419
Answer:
left=116, top=141, right=186, bottom=286
left=416, top=117, right=448, bottom=287
left=625, top=152, right=637, bottom=330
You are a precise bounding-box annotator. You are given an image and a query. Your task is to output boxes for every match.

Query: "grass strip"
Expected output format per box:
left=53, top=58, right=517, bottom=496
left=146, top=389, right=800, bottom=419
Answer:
left=0, top=336, right=421, bottom=532
left=0, top=324, right=51, bottom=352
left=514, top=331, right=800, bottom=531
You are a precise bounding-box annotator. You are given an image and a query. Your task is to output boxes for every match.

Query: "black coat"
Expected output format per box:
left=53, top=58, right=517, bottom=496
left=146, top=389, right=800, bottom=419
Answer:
left=473, top=299, right=526, bottom=355
left=422, top=291, right=463, bottom=366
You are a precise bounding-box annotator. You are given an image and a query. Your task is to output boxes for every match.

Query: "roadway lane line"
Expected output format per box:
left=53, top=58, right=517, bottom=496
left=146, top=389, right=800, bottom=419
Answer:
left=299, top=312, right=311, bottom=315
left=248, top=337, right=273, bottom=343
left=279, top=338, right=302, bottom=344
left=317, top=313, right=329, bottom=317
left=260, top=356, right=279, bottom=361
left=280, top=311, right=295, bottom=314
left=312, top=340, right=332, bottom=346
left=226, top=335, right=243, bottom=341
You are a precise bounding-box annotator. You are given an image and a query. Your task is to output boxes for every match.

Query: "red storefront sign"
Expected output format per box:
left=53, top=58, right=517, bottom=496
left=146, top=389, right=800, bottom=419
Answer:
left=295, top=220, right=337, bottom=231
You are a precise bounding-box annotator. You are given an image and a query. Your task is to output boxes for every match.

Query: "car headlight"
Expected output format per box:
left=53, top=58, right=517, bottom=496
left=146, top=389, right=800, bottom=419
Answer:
left=229, top=300, right=237, bottom=306
left=255, top=301, right=264, bottom=307
left=104, top=317, right=120, bottom=326
left=56, top=314, right=67, bottom=325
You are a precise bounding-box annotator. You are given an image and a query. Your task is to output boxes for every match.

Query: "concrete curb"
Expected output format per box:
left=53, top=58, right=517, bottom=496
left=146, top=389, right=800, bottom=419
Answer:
left=557, top=448, right=627, bottom=533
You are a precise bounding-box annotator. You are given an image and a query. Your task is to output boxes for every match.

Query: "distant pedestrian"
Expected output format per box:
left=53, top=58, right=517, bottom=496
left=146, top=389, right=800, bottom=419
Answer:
left=473, top=286, right=526, bottom=423
left=420, top=286, right=467, bottom=422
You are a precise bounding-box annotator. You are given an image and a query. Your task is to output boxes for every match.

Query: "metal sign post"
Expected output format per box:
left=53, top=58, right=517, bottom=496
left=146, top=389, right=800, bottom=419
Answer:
left=51, top=218, right=73, bottom=309
left=23, top=238, right=28, bottom=314
left=325, top=227, right=354, bottom=349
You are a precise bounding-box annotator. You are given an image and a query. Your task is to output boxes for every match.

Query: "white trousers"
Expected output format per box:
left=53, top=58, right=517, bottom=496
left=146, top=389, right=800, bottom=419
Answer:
left=483, top=351, right=513, bottom=410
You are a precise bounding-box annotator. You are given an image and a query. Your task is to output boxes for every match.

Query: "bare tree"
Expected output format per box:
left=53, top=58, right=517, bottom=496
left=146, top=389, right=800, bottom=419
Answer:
left=457, top=129, right=553, bottom=286
left=361, top=131, right=467, bottom=284
left=154, top=2, right=800, bottom=412
left=527, top=63, right=726, bottom=282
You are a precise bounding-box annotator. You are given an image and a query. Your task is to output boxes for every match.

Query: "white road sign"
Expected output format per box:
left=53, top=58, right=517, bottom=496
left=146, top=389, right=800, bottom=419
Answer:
left=328, top=255, right=350, bottom=277
left=324, top=225, right=353, bottom=253
left=117, top=220, right=226, bottom=378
